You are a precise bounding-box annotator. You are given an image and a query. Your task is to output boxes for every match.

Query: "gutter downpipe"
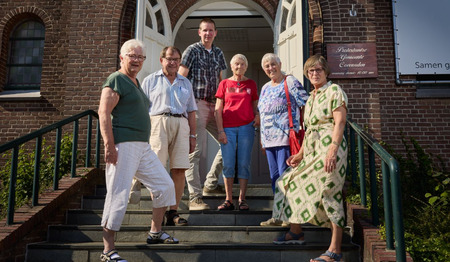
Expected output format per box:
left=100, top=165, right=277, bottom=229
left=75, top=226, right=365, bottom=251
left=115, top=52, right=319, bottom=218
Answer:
left=303, top=0, right=311, bottom=93
left=135, top=0, right=144, bottom=40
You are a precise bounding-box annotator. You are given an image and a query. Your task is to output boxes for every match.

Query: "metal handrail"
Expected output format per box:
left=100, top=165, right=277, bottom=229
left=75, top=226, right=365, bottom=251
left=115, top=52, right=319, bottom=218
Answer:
left=346, top=118, right=406, bottom=262
left=0, top=110, right=100, bottom=225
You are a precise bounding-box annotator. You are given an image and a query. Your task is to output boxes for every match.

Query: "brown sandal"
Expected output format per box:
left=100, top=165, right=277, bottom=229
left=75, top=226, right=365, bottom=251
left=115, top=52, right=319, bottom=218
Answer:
left=217, top=200, right=235, bottom=210
left=165, top=210, right=188, bottom=226
left=239, top=199, right=249, bottom=211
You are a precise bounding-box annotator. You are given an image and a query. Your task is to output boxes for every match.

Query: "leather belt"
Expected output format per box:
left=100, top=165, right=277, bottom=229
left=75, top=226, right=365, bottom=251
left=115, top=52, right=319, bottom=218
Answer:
left=158, top=112, right=185, bottom=118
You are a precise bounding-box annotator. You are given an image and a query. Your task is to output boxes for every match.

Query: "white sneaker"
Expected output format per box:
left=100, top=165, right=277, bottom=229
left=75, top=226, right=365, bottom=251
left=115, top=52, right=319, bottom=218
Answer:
left=189, top=198, right=210, bottom=210
left=203, top=184, right=226, bottom=195
left=260, top=217, right=290, bottom=227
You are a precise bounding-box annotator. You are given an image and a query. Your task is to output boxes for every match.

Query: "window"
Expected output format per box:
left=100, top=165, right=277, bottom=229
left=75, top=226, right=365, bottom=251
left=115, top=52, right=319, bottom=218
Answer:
left=145, top=0, right=165, bottom=36
left=6, top=20, right=45, bottom=90
left=280, top=0, right=296, bottom=34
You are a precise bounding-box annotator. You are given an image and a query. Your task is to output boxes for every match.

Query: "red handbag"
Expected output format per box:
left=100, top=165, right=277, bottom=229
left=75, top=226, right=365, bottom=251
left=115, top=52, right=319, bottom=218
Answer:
left=284, top=76, right=305, bottom=155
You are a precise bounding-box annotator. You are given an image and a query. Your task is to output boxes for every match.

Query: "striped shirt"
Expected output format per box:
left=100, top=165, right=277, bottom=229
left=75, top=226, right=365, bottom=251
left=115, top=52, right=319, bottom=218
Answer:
left=180, top=42, right=227, bottom=101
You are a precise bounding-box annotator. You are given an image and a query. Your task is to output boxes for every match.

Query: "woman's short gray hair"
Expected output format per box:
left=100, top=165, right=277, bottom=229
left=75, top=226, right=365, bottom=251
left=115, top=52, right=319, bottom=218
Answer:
left=261, top=53, right=281, bottom=68
left=230, top=54, right=248, bottom=67
left=120, top=39, right=145, bottom=56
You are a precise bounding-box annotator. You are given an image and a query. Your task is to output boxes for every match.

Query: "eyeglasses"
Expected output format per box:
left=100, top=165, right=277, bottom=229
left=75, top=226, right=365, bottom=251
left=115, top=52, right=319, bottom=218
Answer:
left=163, top=57, right=181, bottom=63
left=308, top=68, right=324, bottom=75
left=125, top=54, right=146, bottom=61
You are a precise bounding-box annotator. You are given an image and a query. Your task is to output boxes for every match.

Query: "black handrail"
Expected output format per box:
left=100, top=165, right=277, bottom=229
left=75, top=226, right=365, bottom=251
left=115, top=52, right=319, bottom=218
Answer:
left=0, top=110, right=100, bottom=225
left=346, top=118, right=406, bottom=262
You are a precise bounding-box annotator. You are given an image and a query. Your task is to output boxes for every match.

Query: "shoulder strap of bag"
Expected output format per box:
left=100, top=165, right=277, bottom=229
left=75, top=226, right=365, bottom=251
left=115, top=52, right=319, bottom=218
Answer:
left=283, top=75, right=294, bottom=129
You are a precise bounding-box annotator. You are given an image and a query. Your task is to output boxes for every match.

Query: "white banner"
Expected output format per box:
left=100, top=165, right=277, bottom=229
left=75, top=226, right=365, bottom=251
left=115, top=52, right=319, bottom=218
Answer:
left=394, top=0, right=450, bottom=75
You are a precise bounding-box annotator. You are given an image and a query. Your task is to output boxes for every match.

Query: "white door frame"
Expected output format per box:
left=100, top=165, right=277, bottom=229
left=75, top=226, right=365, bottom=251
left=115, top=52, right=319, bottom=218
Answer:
left=274, top=0, right=304, bottom=83
left=135, top=0, right=173, bottom=82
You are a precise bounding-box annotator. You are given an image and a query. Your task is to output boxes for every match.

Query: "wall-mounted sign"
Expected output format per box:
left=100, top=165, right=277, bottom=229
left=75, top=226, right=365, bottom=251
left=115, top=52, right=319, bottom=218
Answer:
left=393, top=0, right=450, bottom=75
left=326, top=43, right=378, bottom=79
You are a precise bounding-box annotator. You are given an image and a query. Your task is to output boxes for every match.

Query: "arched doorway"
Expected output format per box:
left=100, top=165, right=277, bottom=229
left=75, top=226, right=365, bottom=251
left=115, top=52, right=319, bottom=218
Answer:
left=174, top=1, right=274, bottom=184
left=135, top=0, right=305, bottom=184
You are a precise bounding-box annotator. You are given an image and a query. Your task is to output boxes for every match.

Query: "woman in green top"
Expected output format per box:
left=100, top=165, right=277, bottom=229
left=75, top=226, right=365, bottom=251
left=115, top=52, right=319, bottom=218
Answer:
left=98, top=39, right=178, bottom=262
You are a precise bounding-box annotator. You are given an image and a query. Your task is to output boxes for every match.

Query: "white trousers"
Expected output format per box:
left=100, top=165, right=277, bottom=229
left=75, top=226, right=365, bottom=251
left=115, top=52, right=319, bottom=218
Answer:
left=101, top=142, right=175, bottom=231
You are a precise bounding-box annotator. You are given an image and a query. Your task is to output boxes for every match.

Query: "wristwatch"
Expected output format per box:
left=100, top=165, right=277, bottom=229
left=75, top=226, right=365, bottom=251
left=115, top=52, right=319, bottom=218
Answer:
left=189, top=134, right=197, bottom=139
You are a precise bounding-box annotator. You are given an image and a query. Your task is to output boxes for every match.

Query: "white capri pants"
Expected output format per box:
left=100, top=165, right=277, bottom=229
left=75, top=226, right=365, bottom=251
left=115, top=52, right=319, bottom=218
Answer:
left=101, top=141, right=175, bottom=231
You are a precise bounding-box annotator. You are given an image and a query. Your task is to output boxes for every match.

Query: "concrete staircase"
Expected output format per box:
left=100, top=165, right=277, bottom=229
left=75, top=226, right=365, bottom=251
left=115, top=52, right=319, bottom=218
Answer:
left=26, top=184, right=360, bottom=262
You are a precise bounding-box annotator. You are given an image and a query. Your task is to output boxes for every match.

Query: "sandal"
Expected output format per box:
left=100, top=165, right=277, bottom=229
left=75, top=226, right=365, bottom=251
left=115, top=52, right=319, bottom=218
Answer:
left=273, top=231, right=305, bottom=245
left=147, top=231, right=179, bottom=244
left=311, top=250, right=343, bottom=262
left=100, top=249, right=127, bottom=262
left=165, top=210, right=188, bottom=226
left=238, top=199, right=249, bottom=211
left=217, top=200, right=235, bottom=210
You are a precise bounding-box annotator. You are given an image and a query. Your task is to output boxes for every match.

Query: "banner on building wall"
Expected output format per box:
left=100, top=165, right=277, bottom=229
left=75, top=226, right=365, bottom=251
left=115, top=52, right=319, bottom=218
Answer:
left=393, top=0, right=450, bottom=75
left=326, top=43, right=378, bottom=79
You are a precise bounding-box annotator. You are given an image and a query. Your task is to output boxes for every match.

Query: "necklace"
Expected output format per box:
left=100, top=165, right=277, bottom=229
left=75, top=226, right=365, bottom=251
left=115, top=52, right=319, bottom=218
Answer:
left=232, top=76, right=244, bottom=86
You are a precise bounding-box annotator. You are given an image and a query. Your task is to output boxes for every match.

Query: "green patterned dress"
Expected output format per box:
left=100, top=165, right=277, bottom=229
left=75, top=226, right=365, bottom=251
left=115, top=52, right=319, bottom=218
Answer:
left=272, top=81, right=348, bottom=228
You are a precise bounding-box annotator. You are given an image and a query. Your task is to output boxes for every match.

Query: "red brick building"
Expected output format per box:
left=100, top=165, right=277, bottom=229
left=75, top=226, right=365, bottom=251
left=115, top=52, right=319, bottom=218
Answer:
left=1, top=0, right=449, bottom=173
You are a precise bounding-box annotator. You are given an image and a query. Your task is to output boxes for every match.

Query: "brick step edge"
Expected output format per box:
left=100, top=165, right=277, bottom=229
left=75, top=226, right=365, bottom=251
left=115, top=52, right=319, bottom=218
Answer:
left=0, top=168, right=104, bottom=261
left=347, top=203, right=414, bottom=262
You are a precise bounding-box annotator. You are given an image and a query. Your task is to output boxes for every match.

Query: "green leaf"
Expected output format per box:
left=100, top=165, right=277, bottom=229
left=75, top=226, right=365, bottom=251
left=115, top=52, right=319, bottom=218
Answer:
left=428, top=196, right=438, bottom=205
left=443, top=178, right=450, bottom=185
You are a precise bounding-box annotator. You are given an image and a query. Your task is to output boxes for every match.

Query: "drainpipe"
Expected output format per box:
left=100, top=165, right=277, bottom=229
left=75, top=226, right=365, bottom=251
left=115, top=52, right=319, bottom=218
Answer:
left=135, top=0, right=144, bottom=40
left=303, top=0, right=311, bottom=93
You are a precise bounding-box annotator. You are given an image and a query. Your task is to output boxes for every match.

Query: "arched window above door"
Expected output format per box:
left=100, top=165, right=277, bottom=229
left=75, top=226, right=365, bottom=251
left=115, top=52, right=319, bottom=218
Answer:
left=6, top=20, right=45, bottom=90
left=145, top=0, right=166, bottom=36
left=280, top=0, right=297, bottom=34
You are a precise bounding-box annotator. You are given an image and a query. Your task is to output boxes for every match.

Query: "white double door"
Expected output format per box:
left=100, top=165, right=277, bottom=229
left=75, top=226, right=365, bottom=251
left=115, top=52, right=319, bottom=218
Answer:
left=136, top=0, right=304, bottom=183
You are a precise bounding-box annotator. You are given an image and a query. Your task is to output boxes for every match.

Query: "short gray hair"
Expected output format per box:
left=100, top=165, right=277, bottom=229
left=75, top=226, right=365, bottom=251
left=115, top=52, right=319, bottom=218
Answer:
left=261, top=53, right=281, bottom=68
left=230, top=54, right=248, bottom=67
left=120, top=39, right=145, bottom=56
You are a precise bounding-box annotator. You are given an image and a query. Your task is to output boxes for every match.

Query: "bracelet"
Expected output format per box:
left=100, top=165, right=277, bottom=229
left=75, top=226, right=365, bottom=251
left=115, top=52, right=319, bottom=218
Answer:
left=332, top=141, right=339, bottom=146
left=189, top=134, right=197, bottom=139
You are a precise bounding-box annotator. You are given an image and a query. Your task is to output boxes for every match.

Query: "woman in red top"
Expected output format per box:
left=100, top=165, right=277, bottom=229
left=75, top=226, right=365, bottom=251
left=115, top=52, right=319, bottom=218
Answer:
left=215, top=54, right=259, bottom=211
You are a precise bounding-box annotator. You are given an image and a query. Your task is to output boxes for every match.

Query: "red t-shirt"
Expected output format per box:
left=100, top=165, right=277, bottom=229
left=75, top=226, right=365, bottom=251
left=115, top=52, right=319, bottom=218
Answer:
left=215, top=79, right=259, bottom=128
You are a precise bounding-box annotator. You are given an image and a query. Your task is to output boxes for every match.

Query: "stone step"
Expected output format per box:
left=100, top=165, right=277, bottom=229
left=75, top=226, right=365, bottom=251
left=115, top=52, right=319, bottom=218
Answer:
left=67, top=209, right=273, bottom=226
left=27, top=182, right=360, bottom=262
left=81, top=195, right=274, bottom=211
left=94, top=184, right=274, bottom=197
left=47, top=224, right=353, bottom=244
left=26, top=241, right=360, bottom=262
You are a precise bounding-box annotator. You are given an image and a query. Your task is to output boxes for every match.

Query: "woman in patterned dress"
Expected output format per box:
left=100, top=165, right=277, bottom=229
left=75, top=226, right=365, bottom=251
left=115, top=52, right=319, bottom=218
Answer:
left=272, top=54, right=348, bottom=262
left=257, top=53, right=309, bottom=226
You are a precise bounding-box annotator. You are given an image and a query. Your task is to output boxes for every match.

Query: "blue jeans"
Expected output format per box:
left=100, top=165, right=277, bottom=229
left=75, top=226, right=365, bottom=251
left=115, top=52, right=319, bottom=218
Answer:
left=220, top=122, right=255, bottom=180
left=265, top=146, right=290, bottom=193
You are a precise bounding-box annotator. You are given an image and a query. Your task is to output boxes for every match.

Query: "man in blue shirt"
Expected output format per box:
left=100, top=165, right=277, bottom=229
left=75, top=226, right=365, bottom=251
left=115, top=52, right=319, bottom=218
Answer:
left=142, top=46, right=197, bottom=225
left=179, top=18, right=227, bottom=210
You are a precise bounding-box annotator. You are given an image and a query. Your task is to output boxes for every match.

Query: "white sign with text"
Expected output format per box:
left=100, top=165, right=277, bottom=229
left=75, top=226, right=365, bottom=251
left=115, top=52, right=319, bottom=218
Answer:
left=394, top=0, right=450, bottom=75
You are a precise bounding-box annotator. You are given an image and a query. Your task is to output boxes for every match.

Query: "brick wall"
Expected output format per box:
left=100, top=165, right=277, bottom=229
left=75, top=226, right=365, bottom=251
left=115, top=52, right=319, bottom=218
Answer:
left=314, top=0, right=450, bottom=168
left=0, top=0, right=132, bottom=147
left=0, top=2, right=71, bottom=142
left=0, top=168, right=103, bottom=262
left=0, top=0, right=449, bottom=165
